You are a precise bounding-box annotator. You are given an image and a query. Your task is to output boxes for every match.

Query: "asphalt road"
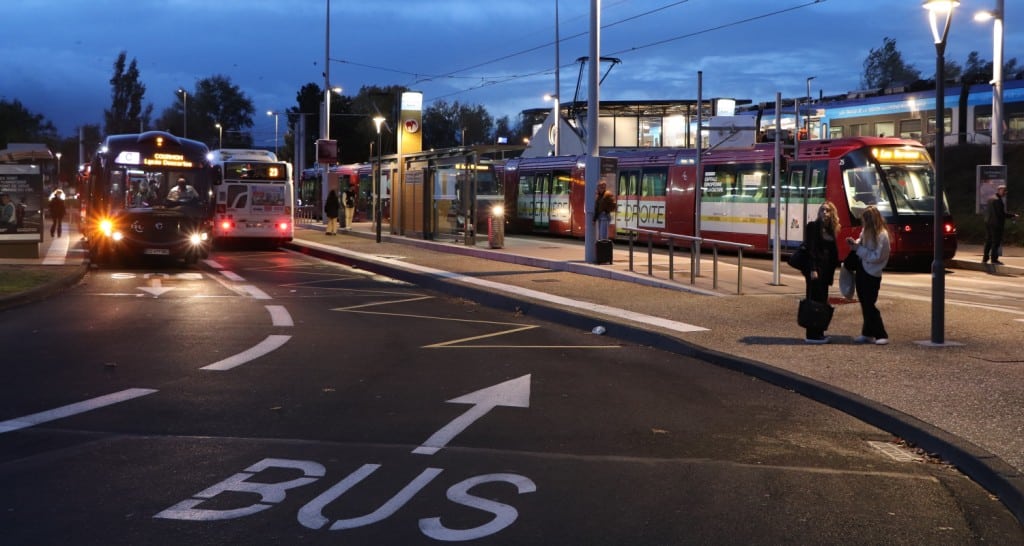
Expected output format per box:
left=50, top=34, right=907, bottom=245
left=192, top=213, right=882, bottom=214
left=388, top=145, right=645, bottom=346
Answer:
left=0, top=247, right=1019, bottom=545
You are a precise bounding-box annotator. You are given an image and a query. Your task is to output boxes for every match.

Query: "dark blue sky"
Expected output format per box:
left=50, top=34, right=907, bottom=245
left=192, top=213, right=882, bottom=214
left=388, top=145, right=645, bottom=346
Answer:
left=3, top=0, right=1019, bottom=147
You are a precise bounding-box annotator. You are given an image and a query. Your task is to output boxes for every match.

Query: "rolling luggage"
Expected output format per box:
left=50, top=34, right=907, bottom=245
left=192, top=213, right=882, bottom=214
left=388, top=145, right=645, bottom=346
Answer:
left=596, top=239, right=613, bottom=265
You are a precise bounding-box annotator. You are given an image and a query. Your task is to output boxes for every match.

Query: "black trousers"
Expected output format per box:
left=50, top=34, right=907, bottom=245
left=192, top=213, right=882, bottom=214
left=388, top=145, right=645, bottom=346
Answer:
left=983, top=225, right=1004, bottom=260
left=855, top=271, right=888, bottom=339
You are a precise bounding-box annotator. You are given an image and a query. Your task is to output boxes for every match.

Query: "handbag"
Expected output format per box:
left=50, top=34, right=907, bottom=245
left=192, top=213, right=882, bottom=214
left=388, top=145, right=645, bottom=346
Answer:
left=798, top=298, right=834, bottom=331
left=839, top=266, right=856, bottom=299
left=787, top=244, right=809, bottom=271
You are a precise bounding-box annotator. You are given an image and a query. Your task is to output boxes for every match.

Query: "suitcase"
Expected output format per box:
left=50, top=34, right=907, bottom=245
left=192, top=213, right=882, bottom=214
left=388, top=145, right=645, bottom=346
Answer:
left=596, top=239, right=613, bottom=264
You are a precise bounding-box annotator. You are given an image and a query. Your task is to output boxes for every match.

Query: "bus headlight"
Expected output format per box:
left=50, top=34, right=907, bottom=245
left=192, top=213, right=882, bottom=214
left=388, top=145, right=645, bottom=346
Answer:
left=189, top=232, right=209, bottom=245
left=99, top=219, right=114, bottom=236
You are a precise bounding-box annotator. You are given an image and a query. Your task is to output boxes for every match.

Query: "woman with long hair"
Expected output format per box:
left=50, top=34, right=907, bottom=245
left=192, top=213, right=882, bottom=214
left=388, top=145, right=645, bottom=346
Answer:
left=802, top=201, right=840, bottom=344
left=846, top=205, right=890, bottom=345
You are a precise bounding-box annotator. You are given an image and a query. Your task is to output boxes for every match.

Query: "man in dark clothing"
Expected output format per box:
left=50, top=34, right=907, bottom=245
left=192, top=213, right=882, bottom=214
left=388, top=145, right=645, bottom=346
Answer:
left=983, top=185, right=1017, bottom=265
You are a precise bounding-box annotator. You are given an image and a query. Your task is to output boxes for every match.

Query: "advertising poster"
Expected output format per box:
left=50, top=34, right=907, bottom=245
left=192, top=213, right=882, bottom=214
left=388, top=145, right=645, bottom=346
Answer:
left=0, top=164, right=44, bottom=242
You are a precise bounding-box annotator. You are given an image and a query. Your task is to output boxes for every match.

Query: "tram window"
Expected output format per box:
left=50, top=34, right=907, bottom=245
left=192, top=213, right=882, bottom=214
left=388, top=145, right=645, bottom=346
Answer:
left=619, top=170, right=639, bottom=197
left=518, top=175, right=532, bottom=195
left=875, top=122, right=895, bottom=138
left=974, top=114, right=992, bottom=133
left=900, top=119, right=922, bottom=140
left=1008, top=115, right=1024, bottom=142
left=552, top=170, right=570, bottom=194
left=640, top=169, right=667, bottom=197
left=829, top=126, right=844, bottom=139
left=849, top=124, right=867, bottom=137
left=808, top=167, right=826, bottom=201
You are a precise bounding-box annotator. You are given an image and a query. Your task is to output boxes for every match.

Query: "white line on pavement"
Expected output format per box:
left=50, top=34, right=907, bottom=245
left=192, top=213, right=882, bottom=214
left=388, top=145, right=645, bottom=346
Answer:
left=201, top=335, right=292, bottom=371
left=0, top=388, right=158, bottom=434
left=266, top=305, right=294, bottom=326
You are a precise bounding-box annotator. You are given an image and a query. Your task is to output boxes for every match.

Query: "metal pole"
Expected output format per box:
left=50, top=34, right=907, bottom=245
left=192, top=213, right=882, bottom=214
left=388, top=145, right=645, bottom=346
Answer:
left=583, top=0, right=600, bottom=263
left=772, top=92, right=782, bottom=286
left=694, top=71, right=702, bottom=277
left=554, top=0, right=560, bottom=156
left=322, top=0, right=331, bottom=217
left=376, top=128, right=382, bottom=243
left=931, top=19, right=950, bottom=345
left=993, top=0, right=1004, bottom=166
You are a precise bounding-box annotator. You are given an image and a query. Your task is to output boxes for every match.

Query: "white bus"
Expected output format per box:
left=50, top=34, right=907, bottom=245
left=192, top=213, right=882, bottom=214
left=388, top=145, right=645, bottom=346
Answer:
left=208, top=149, right=294, bottom=245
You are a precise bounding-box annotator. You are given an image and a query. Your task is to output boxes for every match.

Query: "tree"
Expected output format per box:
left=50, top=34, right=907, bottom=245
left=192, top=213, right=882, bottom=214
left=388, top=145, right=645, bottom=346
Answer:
left=104, top=51, right=153, bottom=135
left=155, top=75, right=255, bottom=148
left=0, top=99, right=58, bottom=148
left=861, top=37, right=922, bottom=89
left=422, top=100, right=494, bottom=149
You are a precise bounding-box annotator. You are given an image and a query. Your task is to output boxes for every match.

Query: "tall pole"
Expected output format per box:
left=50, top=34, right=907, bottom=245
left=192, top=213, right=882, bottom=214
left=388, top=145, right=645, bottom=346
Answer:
left=925, top=0, right=956, bottom=346
left=374, top=116, right=385, bottom=243
left=993, top=0, right=1004, bottom=165
left=178, top=89, right=188, bottom=138
left=554, top=0, right=560, bottom=156
left=694, top=71, right=703, bottom=277
left=215, top=123, right=222, bottom=149
left=322, top=0, right=331, bottom=214
left=583, top=0, right=600, bottom=263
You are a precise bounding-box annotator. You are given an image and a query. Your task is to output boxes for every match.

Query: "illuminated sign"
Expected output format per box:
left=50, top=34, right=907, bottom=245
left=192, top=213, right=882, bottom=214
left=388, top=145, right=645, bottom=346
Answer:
left=142, top=153, right=194, bottom=168
left=871, top=147, right=929, bottom=164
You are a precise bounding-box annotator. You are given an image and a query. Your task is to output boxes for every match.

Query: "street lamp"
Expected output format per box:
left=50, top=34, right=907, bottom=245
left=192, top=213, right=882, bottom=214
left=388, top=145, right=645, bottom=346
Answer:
left=215, top=123, right=223, bottom=149
left=544, top=93, right=559, bottom=155
left=55, top=152, right=62, bottom=185
left=177, top=88, right=188, bottom=138
left=975, top=0, right=1004, bottom=166
left=373, top=115, right=385, bottom=243
left=923, top=0, right=958, bottom=346
left=805, top=76, right=816, bottom=101
left=267, top=111, right=280, bottom=156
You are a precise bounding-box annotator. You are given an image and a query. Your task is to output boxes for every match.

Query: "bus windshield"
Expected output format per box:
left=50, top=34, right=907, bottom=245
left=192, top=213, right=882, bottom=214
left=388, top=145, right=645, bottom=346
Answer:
left=115, top=168, right=210, bottom=210
left=840, top=146, right=947, bottom=221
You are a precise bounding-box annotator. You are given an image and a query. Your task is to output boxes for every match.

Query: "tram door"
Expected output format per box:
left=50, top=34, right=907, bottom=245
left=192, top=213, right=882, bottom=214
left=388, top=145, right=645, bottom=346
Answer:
left=779, top=162, right=828, bottom=248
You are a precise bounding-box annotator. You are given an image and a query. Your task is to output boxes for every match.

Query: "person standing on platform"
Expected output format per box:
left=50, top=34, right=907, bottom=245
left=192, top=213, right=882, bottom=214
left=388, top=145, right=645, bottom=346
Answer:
left=983, top=185, right=1017, bottom=265
left=48, top=189, right=67, bottom=237
left=847, top=205, right=891, bottom=345
left=801, top=201, right=840, bottom=344
left=324, top=189, right=340, bottom=236
left=593, top=181, right=616, bottom=240
left=342, top=186, right=356, bottom=231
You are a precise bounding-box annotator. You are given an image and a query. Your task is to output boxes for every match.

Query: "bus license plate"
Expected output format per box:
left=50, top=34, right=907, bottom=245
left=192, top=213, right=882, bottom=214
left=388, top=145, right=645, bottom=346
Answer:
left=144, top=248, right=170, bottom=255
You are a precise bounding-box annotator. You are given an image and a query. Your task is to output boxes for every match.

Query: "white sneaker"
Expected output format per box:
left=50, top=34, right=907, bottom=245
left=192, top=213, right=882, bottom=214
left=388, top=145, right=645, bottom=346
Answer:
left=874, top=338, right=889, bottom=345
left=854, top=335, right=875, bottom=344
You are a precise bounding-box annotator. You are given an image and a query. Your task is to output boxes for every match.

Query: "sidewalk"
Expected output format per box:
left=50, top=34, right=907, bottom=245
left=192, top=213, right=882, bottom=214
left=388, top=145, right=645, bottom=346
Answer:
left=287, top=221, right=1024, bottom=525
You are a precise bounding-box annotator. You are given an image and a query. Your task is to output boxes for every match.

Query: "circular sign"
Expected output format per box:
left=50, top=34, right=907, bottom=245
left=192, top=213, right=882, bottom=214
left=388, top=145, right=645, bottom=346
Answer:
left=404, top=119, right=420, bottom=134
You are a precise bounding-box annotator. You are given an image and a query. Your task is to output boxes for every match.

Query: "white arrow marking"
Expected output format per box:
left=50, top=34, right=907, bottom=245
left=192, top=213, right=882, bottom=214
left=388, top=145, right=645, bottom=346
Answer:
left=139, top=277, right=175, bottom=297
left=413, top=374, right=531, bottom=455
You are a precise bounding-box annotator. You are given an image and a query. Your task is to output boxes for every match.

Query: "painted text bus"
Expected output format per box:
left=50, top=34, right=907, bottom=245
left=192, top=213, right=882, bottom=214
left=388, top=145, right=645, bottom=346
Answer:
left=208, top=148, right=294, bottom=245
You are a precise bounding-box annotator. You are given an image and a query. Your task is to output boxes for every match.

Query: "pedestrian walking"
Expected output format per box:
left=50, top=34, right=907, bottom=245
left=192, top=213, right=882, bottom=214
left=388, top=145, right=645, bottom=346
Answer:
left=801, top=201, right=840, bottom=344
left=324, top=189, right=340, bottom=235
left=593, top=181, right=616, bottom=239
left=48, top=189, right=66, bottom=238
left=982, top=184, right=1017, bottom=265
left=846, top=205, right=890, bottom=345
left=342, top=186, right=356, bottom=230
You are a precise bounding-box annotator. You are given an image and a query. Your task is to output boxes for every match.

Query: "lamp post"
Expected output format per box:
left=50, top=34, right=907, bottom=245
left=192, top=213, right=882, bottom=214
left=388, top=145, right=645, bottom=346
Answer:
left=215, top=123, right=223, bottom=149
left=975, top=0, right=1004, bottom=166
left=544, top=93, right=559, bottom=155
left=55, top=152, right=62, bottom=186
left=267, top=111, right=280, bottom=156
left=924, top=0, right=958, bottom=346
left=373, top=115, right=386, bottom=243
left=177, top=88, right=188, bottom=138
left=805, top=76, right=816, bottom=101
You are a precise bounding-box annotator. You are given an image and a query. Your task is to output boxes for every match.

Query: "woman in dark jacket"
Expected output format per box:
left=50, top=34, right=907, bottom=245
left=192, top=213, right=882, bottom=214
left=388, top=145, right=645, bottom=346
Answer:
left=324, top=189, right=340, bottom=235
left=802, top=201, right=840, bottom=344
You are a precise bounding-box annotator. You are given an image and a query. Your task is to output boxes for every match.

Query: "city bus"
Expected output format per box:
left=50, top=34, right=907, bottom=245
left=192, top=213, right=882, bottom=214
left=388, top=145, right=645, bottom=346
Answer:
left=208, top=148, right=294, bottom=246
left=83, top=131, right=213, bottom=265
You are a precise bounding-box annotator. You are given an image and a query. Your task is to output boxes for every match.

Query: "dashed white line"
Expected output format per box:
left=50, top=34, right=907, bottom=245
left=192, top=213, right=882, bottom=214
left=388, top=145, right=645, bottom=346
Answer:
left=266, top=305, right=294, bottom=326
left=220, top=270, right=245, bottom=282
left=239, top=285, right=272, bottom=300
left=201, top=335, right=292, bottom=371
left=0, top=388, right=158, bottom=434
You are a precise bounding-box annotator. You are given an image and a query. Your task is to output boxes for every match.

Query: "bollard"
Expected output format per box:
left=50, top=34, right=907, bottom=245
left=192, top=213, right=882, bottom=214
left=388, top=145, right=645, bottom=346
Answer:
left=488, top=205, right=505, bottom=249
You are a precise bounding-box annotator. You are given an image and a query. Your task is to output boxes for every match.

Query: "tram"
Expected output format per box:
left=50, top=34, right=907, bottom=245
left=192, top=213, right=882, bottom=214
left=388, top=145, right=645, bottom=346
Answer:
left=499, top=136, right=957, bottom=267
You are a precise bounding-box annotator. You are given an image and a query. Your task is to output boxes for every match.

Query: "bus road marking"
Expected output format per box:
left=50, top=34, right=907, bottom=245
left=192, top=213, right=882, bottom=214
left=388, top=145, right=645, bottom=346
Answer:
left=0, top=388, right=158, bottom=434
left=201, top=335, right=292, bottom=371
left=266, top=305, right=293, bottom=327
left=238, top=285, right=272, bottom=300
left=413, top=375, right=531, bottom=455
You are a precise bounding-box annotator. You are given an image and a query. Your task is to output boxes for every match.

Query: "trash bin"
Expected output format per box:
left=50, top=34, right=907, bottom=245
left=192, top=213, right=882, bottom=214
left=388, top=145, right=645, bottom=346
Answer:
left=488, top=205, right=505, bottom=249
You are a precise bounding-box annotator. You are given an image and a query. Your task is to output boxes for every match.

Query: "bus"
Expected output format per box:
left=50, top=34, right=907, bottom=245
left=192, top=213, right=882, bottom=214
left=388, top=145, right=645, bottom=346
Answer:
left=208, top=149, right=294, bottom=245
left=84, top=131, right=213, bottom=265
left=500, top=136, right=956, bottom=268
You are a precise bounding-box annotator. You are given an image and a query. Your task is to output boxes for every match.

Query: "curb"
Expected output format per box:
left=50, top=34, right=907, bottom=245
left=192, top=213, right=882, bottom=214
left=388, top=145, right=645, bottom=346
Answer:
left=0, top=263, right=89, bottom=313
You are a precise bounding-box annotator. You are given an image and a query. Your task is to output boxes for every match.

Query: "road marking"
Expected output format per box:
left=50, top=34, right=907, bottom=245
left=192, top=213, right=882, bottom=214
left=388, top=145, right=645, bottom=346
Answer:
left=138, top=277, right=175, bottom=297
left=293, top=243, right=707, bottom=333
left=220, top=270, right=245, bottom=282
left=0, top=388, right=158, bottom=434
left=413, top=375, right=531, bottom=455
left=203, top=259, right=225, bottom=269
left=266, top=305, right=293, bottom=327
left=201, top=334, right=292, bottom=371
left=238, top=285, right=272, bottom=300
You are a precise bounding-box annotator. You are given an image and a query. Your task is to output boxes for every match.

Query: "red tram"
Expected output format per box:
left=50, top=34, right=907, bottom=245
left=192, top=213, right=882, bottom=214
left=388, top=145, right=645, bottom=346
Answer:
left=498, top=136, right=957, bottom=267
